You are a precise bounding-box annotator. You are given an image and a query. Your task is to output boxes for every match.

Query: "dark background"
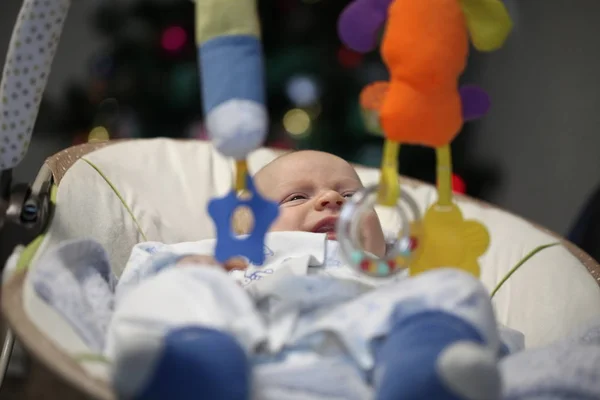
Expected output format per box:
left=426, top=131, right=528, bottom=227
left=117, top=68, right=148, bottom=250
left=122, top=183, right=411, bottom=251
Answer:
left=1, top=0, right=599, bottom=237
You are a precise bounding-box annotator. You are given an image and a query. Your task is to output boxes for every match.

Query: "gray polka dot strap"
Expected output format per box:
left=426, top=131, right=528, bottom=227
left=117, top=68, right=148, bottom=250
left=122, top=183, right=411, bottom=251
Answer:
left=0, top=0, right=71, bottom=171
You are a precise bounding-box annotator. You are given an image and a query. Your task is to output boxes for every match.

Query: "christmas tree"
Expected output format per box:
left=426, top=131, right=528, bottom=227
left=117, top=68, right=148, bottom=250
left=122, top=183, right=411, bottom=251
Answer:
left=58, top=0, right=500, bottom=199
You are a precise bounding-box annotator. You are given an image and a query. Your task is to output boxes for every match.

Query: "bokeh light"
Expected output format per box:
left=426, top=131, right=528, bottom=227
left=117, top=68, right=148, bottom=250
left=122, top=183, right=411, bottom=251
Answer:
left=452, top=173, right=467, bottom=194
left=283, top=108, right=311, bottom=137
left=337, top=46, right=363, bottom=68
left=88, top=126, right=110, bottom=142
left=286, top=75, right=320, bottom=106
left=161, top=26, right=187, bottom=52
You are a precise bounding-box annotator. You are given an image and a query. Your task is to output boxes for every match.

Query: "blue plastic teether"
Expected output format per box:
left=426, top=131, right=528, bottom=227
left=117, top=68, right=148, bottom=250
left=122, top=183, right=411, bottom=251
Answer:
left=208, top=175, right=279, bottom=265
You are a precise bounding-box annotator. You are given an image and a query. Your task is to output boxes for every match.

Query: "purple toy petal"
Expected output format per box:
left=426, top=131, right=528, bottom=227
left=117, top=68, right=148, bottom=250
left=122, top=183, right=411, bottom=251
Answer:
left=373, top=0, right=394, bottom=10
left=338, top=0, right=389, bottom=53
left=460, top=85, right=491, bottom=121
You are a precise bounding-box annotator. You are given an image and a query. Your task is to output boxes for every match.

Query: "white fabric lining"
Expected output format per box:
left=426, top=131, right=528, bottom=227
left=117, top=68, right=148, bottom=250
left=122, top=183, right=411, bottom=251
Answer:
left=14, top=138, right=600, bottom=369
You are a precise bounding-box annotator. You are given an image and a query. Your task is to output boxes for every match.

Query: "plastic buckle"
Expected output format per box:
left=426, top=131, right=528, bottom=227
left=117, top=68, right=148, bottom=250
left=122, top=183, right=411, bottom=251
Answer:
left=0, top=167, right=52, bottom=240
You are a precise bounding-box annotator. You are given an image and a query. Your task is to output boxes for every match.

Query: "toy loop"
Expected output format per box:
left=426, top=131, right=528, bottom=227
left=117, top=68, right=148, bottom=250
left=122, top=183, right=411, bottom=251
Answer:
left=234, top=160, right=248, bottom=192
left=208, top=174, right=279, bottom=266
left=337, top=184, right=422, bottom=278
left=377, top=140, right=400, bottom=207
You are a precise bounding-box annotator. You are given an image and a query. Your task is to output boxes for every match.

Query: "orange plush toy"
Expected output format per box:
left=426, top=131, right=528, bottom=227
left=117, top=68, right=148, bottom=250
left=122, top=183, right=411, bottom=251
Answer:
left=380, top=0, right=467, bottom=147
left=340, top=0, right=512, bottom=146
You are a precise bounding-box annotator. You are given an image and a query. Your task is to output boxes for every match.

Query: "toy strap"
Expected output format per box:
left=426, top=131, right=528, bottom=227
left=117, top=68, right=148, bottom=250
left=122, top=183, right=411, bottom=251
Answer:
left=0, top=0, right=71, bottom=171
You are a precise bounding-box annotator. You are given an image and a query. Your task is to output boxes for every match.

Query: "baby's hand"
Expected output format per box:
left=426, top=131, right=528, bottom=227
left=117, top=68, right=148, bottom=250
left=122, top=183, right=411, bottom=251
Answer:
left=176, top=255, right=248, bottom=272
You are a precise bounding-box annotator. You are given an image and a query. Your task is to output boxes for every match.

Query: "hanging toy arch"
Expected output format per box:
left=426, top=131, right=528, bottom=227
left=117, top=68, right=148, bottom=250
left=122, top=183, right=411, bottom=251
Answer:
left=196, top=0, right=280, bottom=266
left=0, top=0, right=513, bottom=276
left=0, top=0, right=520, bottom=396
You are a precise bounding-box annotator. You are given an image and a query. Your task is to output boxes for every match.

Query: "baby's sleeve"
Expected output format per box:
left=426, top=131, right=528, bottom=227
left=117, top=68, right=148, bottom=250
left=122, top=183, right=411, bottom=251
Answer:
left=498, top=324, right=525, bottom=356
left=115, top=242, right=174, bottom=303
left=115, top=240, right=217, bottom=304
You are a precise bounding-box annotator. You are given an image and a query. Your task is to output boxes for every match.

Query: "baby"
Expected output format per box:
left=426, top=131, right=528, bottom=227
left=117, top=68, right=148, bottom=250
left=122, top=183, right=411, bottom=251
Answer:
left=106, top=151, right=520, bottom=400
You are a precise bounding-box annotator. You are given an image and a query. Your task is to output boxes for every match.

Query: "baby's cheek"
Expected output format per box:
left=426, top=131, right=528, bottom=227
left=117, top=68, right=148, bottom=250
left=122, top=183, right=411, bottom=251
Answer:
left=269, top=209, right=299, bottom=232
left=269, top=218, right=286, bottom=231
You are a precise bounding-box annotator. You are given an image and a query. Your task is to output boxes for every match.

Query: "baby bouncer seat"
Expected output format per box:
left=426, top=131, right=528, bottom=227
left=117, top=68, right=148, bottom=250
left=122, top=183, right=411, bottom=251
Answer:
left=1, top=138, right=600, bottom=398
left=1, top=0, right=600, bottom=398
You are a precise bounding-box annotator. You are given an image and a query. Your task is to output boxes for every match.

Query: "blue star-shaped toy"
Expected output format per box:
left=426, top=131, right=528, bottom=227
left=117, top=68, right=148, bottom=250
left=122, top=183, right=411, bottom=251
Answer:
left=208, top=174, right=279, bottom=265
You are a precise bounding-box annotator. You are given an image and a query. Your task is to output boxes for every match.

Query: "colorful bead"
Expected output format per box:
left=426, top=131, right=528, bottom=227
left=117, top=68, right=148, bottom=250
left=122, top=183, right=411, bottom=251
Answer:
left=360, top=259, right=370, bottom=271
left=351, top=250, right=364, bottom=264
left=387, top=259, right=396, bottom=270
left=377, top=262, right=390, bottom=276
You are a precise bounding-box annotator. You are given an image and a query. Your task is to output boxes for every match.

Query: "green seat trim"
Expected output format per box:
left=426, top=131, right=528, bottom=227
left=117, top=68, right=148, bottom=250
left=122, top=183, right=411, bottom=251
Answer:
left=490, top=242, right=561, bottom=299
left=81, top=158, right=148, bottom=242
left=16, top=157, right=150, bottom=271
left=73, top=352, right=111, bottom=365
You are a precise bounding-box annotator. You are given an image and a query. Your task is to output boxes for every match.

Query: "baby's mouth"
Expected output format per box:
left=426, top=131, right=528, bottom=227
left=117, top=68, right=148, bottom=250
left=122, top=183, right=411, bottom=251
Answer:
left=311, top=217, right=338, bottom=240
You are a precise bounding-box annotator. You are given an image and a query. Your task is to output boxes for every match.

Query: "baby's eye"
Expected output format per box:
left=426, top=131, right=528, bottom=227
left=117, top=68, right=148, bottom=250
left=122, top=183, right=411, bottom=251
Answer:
left=283, top=194, right=308, bottom=203
left=343, top=192, right=356, bottom=199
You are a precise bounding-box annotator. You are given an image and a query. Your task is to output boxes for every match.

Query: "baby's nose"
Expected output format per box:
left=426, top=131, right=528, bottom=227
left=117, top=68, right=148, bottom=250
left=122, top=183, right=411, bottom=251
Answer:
left=317, top=191, right=344, bottom=210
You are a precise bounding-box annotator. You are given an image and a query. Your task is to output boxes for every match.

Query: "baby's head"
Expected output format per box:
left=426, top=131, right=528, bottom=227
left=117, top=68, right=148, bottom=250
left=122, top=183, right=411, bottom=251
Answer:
left=236, top=150, right=386, bottom=257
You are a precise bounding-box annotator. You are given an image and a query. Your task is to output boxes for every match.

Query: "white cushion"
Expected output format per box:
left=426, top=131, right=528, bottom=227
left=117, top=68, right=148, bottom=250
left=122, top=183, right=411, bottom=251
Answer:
left=27, top=138, right=600, bottom=353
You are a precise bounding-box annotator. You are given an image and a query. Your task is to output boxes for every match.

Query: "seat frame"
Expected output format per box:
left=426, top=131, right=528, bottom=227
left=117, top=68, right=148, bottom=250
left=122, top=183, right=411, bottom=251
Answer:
left=1, top=140, right=599, bottom=399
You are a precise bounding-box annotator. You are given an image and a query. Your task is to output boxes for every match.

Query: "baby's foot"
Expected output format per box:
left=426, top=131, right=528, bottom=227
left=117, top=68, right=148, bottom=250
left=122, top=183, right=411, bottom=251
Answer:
left=113, top=326, right=250, bottom=400
left=436, top=340, right=501, bottom=400
left=374, top=311, right=501, bottom=400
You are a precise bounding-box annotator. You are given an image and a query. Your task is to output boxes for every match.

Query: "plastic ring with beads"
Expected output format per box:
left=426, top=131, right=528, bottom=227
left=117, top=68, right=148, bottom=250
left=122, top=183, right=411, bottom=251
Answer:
left=336, top=185, right=422, bottom=278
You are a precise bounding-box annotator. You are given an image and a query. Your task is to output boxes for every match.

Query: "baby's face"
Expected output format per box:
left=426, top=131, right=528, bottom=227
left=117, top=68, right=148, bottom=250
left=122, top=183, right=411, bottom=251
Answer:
left=255, top=151, right=386, bottom=257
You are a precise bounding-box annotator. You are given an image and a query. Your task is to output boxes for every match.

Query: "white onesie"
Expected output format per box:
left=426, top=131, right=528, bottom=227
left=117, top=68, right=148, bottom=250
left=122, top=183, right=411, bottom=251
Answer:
left=106, top=231, right=522, bottom=400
